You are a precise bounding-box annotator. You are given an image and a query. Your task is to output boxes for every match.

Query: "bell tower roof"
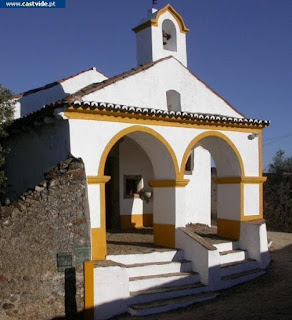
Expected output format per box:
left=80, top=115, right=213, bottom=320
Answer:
left=133, top=4, right=189, bottom=34
left=132, top=4, right=189, bottom=67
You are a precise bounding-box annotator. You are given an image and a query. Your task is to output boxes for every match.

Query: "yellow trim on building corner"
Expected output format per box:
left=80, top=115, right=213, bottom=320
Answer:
left=91, top=183, right=107, bottom=261
left=91, top=228, right=107, bottom=260
left=149, top=179, right=189, bottom=188
left=154, top=224, right=176, bottom=248
left=84, top=261, right=94, bottom=320
left=241, top=214, right=264, bottom=221
left=258, top=130, right=264, bottom=176
left=217, top=219, right=241, bottom=240
left=87, top=176, right=111, bottom=184
left=259, top=182, right=264, bottom=220
left=132, top=4, right=189, bottom=34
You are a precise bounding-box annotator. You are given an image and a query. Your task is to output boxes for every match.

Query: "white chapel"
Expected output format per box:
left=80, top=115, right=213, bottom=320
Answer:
left=6, top=4, right=271, bottom=319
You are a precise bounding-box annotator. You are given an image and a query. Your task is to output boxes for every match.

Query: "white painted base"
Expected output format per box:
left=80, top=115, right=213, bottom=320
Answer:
left=128, top=292, right=218, bottom=317
left=107, top=250, right=184, bottom=264
left=129, top=272, right=200, bottom=292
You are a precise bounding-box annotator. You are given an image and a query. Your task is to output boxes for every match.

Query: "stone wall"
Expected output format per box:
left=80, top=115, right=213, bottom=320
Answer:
left=0, top=156, right=90, bottom=320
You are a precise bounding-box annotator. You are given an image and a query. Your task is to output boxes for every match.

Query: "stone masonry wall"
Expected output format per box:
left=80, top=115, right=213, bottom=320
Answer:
left=0, top=155, right=90, bottom=320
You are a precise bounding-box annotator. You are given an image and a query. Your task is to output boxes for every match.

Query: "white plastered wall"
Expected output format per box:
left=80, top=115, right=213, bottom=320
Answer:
left=14, top=69, right=107, bottom=119
left=135, top=27, right=153, bottom=66
left=83, top=58, right=244, bottom=118
left=93, top=266, right=130, bottom=319
left=217, top=184, right=241, bottom=221
left=184, top=146, right=211, bottom=226
left=243, top=184, right=260, bottom=216
left=119, top=138, right=153, bottom=216
left=4, top=120, right=70, bottom=200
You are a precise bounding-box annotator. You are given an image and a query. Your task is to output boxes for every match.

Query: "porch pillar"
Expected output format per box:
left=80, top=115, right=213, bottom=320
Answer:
left=149, top=179, right=189, bottom=248
left=215, top=176, right=267, bottom=240
left=87, top=176, right=111, bottom=261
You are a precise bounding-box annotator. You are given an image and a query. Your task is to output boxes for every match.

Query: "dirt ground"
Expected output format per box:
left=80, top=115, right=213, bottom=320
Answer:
left=114, top=230, right=292, bottom=320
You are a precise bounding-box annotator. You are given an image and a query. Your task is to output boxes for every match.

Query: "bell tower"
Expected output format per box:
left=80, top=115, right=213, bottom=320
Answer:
left=132, top=4, right=189, bottom=67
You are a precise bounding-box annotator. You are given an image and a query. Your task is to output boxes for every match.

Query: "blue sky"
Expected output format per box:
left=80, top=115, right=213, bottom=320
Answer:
left=0, top=0, right=291, bottom=169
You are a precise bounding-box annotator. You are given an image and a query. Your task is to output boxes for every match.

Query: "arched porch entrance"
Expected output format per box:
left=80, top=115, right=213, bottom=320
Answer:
left=180, top=131, right=245, bottom=240
left=92, top=126, right=181, bottom=260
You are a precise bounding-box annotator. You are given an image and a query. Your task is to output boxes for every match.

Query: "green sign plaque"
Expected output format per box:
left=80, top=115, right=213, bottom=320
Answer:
left=76, top=246, right=90, bottom=264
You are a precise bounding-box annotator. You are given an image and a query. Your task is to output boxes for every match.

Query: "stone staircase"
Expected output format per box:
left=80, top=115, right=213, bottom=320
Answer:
left=213, top=240, right=265, bottom=289
left=107, top=249, right=217, bottom=316
left=105, top=237, right=266, bottom=317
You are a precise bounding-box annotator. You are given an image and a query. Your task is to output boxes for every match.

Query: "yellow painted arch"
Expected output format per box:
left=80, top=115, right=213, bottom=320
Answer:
left=98, top=125, right=179, bottom=178
left=179, top=131, right=245, bottom=179
left=132, top=4, right=189, bottom=34
left=154, top=4, right=189, bottom=33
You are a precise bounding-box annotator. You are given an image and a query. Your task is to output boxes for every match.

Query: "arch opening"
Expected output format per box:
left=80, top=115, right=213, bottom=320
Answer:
left=162, top=19, right=177, bottom=52
left=182, top=133, right=244, bottom=239
left=99, top=127, right=178, bottom=254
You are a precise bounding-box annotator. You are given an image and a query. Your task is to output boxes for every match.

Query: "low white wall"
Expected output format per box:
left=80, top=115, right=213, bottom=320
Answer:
left=176, top=229, right=220, bottom=288
left=239, top=221, right=271, bottom=269
left=94, top=266, right=130, bottom=320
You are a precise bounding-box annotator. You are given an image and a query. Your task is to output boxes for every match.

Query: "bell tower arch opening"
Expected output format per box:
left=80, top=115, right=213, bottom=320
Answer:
left=162, top=19, right=177, bottom=52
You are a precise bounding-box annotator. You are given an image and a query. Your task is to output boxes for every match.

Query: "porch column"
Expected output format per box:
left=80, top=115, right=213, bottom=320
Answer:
left=241, top=176, right=267, bottom=221
left=215, top=176, right=267, bottom=240
left=149, top=179, right=189, bottom=248
left=87, top=176, right=111, bottom=260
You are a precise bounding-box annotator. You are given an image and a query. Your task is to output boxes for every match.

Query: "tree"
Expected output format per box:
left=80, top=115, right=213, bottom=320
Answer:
left=264, top=150, right=292, bottom=232
left=0, top=83, right=14, bottom=193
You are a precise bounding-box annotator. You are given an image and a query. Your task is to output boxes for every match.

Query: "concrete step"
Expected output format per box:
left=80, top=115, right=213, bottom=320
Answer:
left=213, top=240, right=239, bottom=252
left=125, top=260, right=193, bottom=278
left=128, top=292, right=218, bottom=316
left=129, top=272, right=200, bottom=292
left=219, top=249, right=248, bottom=265
left=221, top=259, right=259, bottom=277
left=220, top=268, right=265, bottom=289
left=107, top=249, right=185, bottom=265
left=130, top=282, right=208, bottom=304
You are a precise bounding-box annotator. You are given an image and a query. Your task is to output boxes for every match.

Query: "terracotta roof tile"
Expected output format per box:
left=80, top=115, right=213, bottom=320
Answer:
left=8, top=101, right=270, bottom=133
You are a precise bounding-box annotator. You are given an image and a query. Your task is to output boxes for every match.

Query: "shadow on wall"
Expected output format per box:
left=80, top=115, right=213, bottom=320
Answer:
left=51, top=244, right=292, bottom=320
left=4, top=117, right=71, bottom=201
left=18, top=82, right=71, bottom=118
left=4, top=83, right=73, bottom=201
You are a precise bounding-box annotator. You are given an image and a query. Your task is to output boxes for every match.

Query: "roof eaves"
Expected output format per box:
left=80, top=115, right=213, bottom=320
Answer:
left=13, top=67, right=106, bottom=99
left=67, top=101, right=271, bottom=128
left=63, top=56, right=173, bottom=103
